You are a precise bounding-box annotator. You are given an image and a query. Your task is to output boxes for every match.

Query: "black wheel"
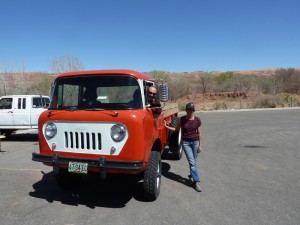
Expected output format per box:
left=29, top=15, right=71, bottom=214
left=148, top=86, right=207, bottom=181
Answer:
left=143, top=151, right=162, bottom=201
left=168, top=118, right=183, bottom=160
left=0, top=130, right=13, bottom=138
left=55, top=168, right=82, bottom=190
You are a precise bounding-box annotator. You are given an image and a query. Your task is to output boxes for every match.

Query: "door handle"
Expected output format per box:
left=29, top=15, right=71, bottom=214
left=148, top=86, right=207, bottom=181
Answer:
left=8, top=111, right=13, bottom=113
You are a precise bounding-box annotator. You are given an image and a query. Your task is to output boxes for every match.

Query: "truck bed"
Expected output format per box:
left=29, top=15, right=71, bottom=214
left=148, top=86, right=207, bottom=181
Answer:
left=162, top=102, right=178, bottom=118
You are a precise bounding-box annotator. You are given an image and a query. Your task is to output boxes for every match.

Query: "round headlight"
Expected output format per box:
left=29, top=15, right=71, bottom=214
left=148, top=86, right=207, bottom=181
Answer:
left=45, top=123, right=57, bottom=139
left=110, top=124, right=127, bottom=142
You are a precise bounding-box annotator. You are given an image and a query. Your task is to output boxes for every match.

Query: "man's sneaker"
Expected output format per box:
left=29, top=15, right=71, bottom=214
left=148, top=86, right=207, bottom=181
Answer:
left=194, top=182, right=202, bottom=192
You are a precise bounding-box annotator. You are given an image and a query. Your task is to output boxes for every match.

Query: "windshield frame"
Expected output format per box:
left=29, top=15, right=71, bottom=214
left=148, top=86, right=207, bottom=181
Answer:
left=49, top=74, right=143, bottom=110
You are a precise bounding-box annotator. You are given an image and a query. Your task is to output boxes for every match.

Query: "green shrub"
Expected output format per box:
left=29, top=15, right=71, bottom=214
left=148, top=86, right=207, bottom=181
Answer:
left=178, top=101, right=187, bottom=111
left=213, top=101, right=227, bottom=110
left=281, top=93, right=300, bottom=107
left=252, top=97, right=276, bottom=108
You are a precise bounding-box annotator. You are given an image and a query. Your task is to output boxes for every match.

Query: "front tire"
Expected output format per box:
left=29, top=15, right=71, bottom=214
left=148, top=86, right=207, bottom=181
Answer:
left=143, top=151, right=162, bottom=201
left=168, top=118, right=183, bottom=160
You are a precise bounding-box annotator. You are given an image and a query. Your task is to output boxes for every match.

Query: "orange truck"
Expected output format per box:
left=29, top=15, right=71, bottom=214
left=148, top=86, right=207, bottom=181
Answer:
left=32, top=70, right=182, bottom=200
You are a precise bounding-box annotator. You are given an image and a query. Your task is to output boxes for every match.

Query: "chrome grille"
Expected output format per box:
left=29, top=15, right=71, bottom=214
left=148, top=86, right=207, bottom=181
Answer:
left=64, top=131, right=102, bottom=150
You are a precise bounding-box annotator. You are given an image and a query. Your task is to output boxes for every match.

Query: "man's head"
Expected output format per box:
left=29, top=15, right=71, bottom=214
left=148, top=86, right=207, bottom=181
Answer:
left=147, top=86, right=157, bottom=103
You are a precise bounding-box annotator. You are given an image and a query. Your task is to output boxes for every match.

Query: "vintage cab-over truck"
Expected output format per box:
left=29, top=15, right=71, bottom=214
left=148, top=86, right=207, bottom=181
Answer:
left=32, top=70, right=182, bottom=200
left=0, top=95, right=50, bottom=137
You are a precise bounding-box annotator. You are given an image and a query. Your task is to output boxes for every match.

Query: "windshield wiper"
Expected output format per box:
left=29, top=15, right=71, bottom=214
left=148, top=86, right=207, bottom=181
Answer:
left=51, top=107, right=79, bottom=111
left=48, top=107, right=118, bottom=116
left=84, top=108, right=119, bottom=117
left=84, top=108, right=105, bottom=111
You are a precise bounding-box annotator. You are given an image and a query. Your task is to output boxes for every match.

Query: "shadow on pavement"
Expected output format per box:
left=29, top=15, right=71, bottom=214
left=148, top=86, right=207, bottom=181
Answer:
left=162, top=162, right=192, bottom=188
left=29, top=171, right=148, bottom=208
left=4, top=133, right=38, bottom=142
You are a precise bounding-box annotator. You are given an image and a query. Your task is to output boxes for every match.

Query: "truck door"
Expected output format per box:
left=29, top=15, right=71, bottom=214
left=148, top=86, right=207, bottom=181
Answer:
left=0, top=97, right=14, bottom=127
left=30, top=97, right=47, bottom=128
left=13, top=97, right=30, bottom=126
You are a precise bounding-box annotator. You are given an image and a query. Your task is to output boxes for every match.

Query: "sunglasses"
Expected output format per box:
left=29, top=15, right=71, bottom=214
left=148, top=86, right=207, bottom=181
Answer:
left=149, top=92, right=156, bottom=95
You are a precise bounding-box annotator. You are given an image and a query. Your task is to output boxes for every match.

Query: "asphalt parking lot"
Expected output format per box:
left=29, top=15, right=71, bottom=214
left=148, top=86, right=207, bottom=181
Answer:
left=0, top=108, right=299, bottom=225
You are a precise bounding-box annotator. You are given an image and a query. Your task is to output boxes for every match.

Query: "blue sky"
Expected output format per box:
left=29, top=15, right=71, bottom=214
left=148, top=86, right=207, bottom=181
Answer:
left=0, top=0, right=299, bottom=72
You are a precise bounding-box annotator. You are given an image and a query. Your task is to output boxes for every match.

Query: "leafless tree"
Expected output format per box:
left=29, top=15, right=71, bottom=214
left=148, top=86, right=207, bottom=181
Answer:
left=198, top=74, right=211, bottom=94
left=232, top=74, right=252, bottom=93
left=0, top=64, right=9, bottom=95
left=169, top=78, right=191, bottom=100
left=49, top=55, right=85, bottom=74
left=274, top=68, right=300, bottom=94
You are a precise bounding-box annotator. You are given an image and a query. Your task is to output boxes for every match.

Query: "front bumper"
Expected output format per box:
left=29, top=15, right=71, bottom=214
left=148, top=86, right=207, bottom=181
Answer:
left=32, top=152, right=144, bottom=178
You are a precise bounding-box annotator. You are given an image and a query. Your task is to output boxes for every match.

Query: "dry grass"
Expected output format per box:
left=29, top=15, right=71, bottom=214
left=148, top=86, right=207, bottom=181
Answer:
left=177, top=93, right=300, bottom=111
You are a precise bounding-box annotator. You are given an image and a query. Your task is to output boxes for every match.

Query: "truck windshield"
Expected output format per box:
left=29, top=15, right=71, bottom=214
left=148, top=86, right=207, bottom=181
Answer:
left=50, top=75, right=142, bottom=110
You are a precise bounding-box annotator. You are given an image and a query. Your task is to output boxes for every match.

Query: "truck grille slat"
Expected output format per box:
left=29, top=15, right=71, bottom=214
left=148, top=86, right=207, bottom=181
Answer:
left=98, top=133, right=102, bottom=150
left=92, top=133, right=96, bottom=150
left=64, top=131, right=101, bottom=151
left=75, top=132, right=79, bottom=149
left=86, top=133, right=90, bottom=149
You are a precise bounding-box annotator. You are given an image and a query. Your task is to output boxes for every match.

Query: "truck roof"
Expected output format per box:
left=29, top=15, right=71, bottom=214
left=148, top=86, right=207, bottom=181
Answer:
left=56, top=69, right=156, bottom=81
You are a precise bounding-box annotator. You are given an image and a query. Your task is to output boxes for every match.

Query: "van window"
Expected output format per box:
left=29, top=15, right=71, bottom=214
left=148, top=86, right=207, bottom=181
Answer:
left=0, top=98, right=13, bottom=109
left=43, top=97, right=50, bottom=107
left=23, top=98, right=26, bottom=109
left=32, top=97, right=49, bottom=108
left=17, top=98, right=27, bottom=109
left=18, top=98, right=22, bottom=109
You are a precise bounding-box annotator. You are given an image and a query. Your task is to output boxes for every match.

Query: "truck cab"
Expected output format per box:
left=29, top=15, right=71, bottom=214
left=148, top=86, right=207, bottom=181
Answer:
left=0, top=95, right=50, bottom=137
left=32, top=70, right=180, bottom=200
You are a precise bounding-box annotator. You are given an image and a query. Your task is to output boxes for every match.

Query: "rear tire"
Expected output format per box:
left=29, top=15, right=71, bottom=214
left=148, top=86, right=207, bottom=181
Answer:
left=143, top=151, right=162, bottom=201
left=55, top=168, right=82, bottom=190
left=168, top=118, right=183, bottom=160
left=0, top=130, right=13, bottom=138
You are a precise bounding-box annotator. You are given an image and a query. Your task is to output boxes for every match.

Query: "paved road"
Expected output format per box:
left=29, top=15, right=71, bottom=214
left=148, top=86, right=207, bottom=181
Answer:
left=0, top=109, right=299, bottom=225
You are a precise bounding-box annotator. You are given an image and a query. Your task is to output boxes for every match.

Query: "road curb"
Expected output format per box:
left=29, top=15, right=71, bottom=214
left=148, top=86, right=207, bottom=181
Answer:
left=179, top=107, right=300, bottom=114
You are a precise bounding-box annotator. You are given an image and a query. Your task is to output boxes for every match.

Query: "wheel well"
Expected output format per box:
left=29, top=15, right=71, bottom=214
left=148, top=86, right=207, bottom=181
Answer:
left=152, top=139, right=162, bottom=152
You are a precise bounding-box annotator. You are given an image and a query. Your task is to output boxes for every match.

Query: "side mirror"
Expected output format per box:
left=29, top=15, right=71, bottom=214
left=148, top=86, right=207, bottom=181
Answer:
left=159, top=83, right=169, bottom=102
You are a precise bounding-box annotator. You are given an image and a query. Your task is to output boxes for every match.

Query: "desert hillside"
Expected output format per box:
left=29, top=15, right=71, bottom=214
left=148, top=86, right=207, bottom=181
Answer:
left=1, top=68, right=299, bottom=110
left=169, top=68, right=280, bottom=78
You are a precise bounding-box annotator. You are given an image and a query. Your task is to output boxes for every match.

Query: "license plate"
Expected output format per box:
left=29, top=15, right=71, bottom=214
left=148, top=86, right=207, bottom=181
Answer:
left=68, top=162, right=88, bottom=174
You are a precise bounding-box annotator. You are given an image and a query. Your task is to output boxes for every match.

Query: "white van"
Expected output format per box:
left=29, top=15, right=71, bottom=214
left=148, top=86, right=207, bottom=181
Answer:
left=0, top=95, right=50, bottom=137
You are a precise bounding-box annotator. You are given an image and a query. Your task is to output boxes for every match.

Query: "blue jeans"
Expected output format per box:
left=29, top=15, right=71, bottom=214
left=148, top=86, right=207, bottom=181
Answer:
left=182, top=140, right=200, bottom=183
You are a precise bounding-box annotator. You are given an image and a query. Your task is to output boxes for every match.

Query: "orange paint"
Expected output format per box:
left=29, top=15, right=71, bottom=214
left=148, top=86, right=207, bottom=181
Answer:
left=34, top=70, right=177, bottom=175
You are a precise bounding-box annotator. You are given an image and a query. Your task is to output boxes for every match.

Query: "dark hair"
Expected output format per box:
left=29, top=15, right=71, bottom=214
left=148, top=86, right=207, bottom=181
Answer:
left=185, top=102, right=195, bottom=111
